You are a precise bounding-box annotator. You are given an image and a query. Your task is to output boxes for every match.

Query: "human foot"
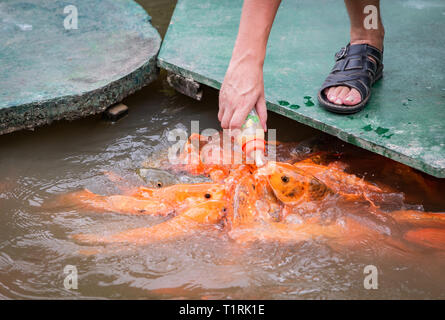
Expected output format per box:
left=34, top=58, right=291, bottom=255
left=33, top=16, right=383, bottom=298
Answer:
left=323, top=38, right=383, bottom=107
left=317, top=42, right=384, bottom=114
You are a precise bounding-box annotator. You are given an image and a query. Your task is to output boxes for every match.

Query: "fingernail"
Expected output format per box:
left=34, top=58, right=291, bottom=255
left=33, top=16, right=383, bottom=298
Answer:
left=345, top=95, right=354, bottom=102
left=335, top=98, right=342, bottom=104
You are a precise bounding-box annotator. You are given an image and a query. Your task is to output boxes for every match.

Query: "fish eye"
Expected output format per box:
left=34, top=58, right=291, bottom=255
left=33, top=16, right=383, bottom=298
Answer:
left=204, top=193, right=211, bottom=199
left=281, top=175, right=289, bottom=183
left=156, top=182, right=163, bottom=188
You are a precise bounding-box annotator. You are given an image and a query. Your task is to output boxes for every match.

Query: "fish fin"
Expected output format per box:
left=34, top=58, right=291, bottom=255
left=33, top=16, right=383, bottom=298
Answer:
left=391, top=210, right=445, bottom=228
left=404, top=228, right=445, bottom=251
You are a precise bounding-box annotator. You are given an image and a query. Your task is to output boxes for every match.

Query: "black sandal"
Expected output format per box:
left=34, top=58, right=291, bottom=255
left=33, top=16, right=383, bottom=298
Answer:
left=318, top=43, right=383, bottom=114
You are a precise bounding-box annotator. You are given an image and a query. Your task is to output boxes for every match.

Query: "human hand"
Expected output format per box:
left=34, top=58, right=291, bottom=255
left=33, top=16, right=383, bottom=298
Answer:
left=218, top=54, right=267, bottom=131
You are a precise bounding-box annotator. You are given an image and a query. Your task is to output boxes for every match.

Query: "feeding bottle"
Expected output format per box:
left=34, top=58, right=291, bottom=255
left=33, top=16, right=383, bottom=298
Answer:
left=236, top=109, right=267, bottom=167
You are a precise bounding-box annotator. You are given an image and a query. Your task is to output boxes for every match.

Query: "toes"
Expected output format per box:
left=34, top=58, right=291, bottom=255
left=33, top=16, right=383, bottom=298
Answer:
left=324, top=88, right=330, bottom=99
left=335, top=87, right=350, bottom=105
left=325, top=88, right=334, bottom=102
left=326, top=86, right=346, bottom=104
left=343, top=88, right=362, bottom=106
left=324, top=87, right=362, bottom=106
left=325, top=87, right=335, bottom=103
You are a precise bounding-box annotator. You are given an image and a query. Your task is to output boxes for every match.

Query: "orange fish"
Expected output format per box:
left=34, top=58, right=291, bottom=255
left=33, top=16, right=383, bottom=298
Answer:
left=73, top=200, right=227, bottom=245
left=54, top=183, right=225, bottom=216
left=257, top=162, right=332, bottom=206
left=58, top=135, right=445, bottom=256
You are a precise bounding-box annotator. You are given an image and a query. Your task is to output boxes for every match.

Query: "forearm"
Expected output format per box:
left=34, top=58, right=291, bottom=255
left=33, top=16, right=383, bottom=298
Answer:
left=219, top=0, right=280, bottom=129
left=231, top=0, right=281, bottom=66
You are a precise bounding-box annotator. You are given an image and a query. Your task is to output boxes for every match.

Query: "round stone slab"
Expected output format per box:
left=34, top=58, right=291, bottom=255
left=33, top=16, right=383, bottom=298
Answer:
left=0, top=0, right=161, bottom=135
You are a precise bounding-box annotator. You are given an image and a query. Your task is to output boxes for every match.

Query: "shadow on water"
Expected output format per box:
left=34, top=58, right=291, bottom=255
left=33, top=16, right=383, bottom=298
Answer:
left=0, top=0, right=444, bottom=300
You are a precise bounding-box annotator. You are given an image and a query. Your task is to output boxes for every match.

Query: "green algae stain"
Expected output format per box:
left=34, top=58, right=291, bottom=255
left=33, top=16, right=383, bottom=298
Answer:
left=278, top=100, right=300, bottom=110
left=303, top=96, right=314, bottom=107
left=362, top=124, right=373, bottom=132
left=375, top=127, right=389, bottom=135
left=362, top=125, right=392, bottom=138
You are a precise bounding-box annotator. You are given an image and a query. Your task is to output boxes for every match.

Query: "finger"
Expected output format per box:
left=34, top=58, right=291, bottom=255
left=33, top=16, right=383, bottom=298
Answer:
left=255, top=96, right=268, bottom=132
left=218, top=104, right=224, bottom=122
left=218, top=90, right=226, bottom=122
left=221, top=105, right=236, bottom=129
left=229, top=101, right=254, bottom=129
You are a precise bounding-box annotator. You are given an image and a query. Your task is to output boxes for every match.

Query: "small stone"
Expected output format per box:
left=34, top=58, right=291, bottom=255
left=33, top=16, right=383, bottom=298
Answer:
left=167, top=72, right=202, bottom=101
left=104, top=103, right=128, bottom=121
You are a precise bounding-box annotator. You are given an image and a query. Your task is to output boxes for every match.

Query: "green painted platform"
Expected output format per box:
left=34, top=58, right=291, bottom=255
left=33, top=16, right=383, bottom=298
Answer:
left=0, top=0, right=161, bottom=135
left=158, top=0, right=445, bottom=178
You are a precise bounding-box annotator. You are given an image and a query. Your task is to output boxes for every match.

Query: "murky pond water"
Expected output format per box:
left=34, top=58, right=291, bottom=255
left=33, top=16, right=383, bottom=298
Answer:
left=1, top=0, right=444, bottom=299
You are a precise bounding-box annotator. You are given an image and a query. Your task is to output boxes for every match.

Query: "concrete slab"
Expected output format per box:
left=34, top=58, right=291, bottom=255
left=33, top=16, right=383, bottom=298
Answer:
left=158, top=0, right=445, bottom=178
left=0, top=0, right=161, bottom=135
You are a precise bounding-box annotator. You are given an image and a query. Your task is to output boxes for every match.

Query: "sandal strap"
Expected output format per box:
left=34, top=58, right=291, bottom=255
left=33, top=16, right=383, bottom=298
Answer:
left=320, top=43, right=384, bottom=100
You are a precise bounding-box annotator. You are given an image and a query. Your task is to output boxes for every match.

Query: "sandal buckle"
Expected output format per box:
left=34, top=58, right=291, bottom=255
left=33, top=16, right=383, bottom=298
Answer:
left=335, top=46, right=348, bottom=61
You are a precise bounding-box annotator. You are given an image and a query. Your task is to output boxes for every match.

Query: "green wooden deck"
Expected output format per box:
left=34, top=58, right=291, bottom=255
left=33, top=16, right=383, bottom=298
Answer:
left=158, top=0, right=445, bottom=178
left=0, top=0, right=160, bottom=135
